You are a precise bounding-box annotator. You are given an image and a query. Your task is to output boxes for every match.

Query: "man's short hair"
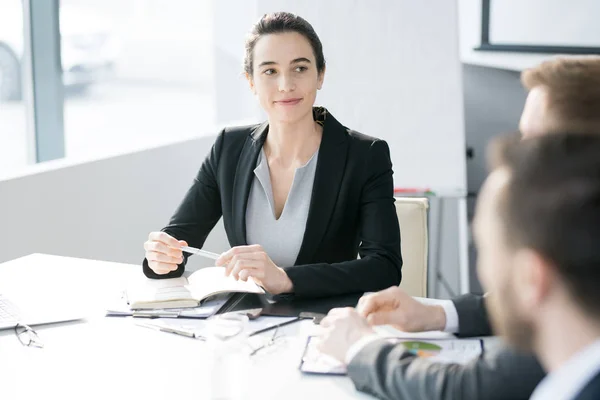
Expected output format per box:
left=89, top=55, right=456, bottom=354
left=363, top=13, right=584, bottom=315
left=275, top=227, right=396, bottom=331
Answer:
left=489, top=133, right=600, bottom=318
left=521, top=56, right=600, bottom=134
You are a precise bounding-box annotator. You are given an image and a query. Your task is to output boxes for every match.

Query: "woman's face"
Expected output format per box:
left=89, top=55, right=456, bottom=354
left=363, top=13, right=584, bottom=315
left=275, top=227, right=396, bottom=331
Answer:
left=248, top=31, right=324, bottom=124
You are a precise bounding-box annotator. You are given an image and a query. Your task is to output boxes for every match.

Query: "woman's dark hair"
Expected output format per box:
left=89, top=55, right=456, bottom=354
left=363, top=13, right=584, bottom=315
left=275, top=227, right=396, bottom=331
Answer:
left=244, top=12, right=325, bottom=76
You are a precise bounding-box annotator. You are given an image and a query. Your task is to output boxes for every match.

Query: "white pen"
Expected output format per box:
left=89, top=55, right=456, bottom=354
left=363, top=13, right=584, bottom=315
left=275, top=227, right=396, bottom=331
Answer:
left=135, top=321, right=205, bottom=340
left=180, top=245, right=221, bottom=260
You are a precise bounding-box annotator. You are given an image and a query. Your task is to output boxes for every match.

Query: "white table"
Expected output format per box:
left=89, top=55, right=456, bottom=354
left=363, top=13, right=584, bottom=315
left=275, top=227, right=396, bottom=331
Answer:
left=0, top=254, right=372, bottom=400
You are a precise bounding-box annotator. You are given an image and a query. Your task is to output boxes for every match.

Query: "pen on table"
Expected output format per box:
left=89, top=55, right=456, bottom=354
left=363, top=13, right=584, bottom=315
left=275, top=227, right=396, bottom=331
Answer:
left=180, top=246, right=220, bottom=260
left=132, top=310, right=180, bottom=318
left=249, top=317, right=302, bottom=336
left=135, top=321, right=205, bottom=340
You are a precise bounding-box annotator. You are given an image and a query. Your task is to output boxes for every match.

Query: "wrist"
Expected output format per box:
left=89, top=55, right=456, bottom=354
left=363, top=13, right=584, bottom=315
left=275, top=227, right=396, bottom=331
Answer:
left=277, top=267, right=294, bottom=294
left=428, top=305, right=447, bottom=331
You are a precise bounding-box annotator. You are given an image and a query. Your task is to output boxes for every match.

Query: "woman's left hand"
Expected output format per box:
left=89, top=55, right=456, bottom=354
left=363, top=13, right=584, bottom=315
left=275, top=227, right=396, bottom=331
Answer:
left=215, top=244, right=294, bottom=295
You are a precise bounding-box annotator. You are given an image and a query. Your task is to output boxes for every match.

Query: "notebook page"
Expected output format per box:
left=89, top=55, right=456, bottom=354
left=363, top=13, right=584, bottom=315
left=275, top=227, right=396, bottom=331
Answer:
left=187, top=267, right=265, bottom=301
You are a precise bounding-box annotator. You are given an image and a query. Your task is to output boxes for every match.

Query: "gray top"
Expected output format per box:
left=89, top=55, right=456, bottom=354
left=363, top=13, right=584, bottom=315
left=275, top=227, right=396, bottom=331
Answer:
left=245, top=148, right=319, bottom=268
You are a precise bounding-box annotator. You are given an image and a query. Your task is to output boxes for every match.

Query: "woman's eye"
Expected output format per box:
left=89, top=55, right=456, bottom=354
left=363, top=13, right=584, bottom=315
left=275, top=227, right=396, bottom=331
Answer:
left=295, top=66, right=308, bottom=72
left=264, top=69, right=276, bottom=75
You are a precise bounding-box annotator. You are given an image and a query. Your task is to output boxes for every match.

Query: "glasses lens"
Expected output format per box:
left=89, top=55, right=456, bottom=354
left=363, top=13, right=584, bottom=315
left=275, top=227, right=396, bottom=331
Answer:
left=15, top=324, right=43, bottom=348
left=15, top=324, right=31, bottom=346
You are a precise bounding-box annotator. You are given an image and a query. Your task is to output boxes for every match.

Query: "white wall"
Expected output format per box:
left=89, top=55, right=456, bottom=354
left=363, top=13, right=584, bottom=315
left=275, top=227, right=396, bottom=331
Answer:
left=215, top=0, right=467, bottom=194
left=0, top=135, right=229, bottom=271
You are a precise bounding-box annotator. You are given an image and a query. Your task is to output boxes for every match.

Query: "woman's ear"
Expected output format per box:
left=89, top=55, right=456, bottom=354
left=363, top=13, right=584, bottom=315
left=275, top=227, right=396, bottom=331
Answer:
left=245, top=72, right=256, bottom=95
left=317, top=67, right=326, bottom=90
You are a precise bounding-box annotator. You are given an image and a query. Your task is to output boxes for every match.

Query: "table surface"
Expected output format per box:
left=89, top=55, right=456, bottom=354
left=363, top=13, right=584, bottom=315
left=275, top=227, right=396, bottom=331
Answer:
left=0, top=254, right=376, bottom=400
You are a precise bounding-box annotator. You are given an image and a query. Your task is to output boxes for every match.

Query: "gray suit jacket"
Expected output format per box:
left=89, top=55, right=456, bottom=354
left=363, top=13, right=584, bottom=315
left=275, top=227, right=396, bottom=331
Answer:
left=346, top=294, right=546, bottom=400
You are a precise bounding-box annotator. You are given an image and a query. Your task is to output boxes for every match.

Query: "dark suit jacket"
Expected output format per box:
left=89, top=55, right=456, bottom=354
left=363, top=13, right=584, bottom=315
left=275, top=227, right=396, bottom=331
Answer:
left=345, top=293, right=546, bottom=400
left=143, top=108, right=402, bottom=298
left=576, top=371, right=600, bottom=400
left=452, top=293, right=492, bottom=337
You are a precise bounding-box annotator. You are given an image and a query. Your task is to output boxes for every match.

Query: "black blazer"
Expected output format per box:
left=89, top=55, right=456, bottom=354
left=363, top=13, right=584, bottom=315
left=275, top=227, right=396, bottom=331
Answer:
left=143, top=108, right=402, bottom=298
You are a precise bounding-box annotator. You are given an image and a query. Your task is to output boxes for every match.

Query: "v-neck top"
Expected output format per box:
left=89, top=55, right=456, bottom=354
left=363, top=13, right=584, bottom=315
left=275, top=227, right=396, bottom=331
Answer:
left=245, top=148, right=319, bottom=267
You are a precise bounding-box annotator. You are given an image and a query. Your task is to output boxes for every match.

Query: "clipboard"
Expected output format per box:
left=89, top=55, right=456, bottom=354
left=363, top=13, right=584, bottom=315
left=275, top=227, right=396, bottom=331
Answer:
left=298, top=336, right=348, bottom=376
left=298, top=335, right=486, bottom=375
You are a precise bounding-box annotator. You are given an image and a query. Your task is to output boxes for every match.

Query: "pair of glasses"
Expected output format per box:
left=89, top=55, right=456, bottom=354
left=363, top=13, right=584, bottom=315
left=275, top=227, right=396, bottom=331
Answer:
left=14, top=323, right=44, bottom=348
left=248, top=327, right=286, bottom=357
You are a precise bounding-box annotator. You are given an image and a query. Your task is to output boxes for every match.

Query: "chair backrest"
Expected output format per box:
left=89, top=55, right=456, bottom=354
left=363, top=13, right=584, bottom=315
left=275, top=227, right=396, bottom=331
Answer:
left=394, top=197, right=429, bottom=297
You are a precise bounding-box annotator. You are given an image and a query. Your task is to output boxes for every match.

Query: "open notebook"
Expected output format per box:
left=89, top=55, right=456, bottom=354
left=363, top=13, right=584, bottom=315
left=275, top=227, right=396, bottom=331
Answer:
left=127, top=267, right=265, bottom=310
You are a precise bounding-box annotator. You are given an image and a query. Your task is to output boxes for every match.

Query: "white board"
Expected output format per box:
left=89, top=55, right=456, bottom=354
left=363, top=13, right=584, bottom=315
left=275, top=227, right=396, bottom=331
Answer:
left=490, top=0, right=600, bottom=48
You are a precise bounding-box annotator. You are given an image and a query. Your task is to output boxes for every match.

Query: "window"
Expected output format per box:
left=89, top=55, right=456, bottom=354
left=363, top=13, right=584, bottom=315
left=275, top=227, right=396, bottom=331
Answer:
left=0, top=0, right=215, bottom=178
left=60, top=0, right=214, bottom=162
left=0, top=0, right=29, bottom=176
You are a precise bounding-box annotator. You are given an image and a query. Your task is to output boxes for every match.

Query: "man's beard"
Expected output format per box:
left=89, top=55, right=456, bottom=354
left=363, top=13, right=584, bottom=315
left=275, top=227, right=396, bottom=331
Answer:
left=487, top=282, right=535, bottom=351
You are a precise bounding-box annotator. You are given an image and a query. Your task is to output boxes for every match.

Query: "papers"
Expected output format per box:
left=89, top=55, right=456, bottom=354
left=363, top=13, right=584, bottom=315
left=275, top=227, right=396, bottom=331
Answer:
left=106, top=293, right=230, bottom=319
left=133, top=315, right=299, bottom=339
left=300, top=335, right=484, bottom=375
left=300, top=336, right=347, bottom=375
left=373, top=324, right=455, bottom=340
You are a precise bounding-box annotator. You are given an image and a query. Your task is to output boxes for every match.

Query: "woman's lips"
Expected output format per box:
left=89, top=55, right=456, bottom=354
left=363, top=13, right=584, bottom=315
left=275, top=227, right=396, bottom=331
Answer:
left=275, top=98, right=302, bottom=106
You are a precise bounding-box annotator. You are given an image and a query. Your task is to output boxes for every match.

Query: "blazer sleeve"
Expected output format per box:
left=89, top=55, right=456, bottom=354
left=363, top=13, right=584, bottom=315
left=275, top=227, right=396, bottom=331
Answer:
left=347, top=339, right=545, bottom=400
left=284, top=140, right=402, bottom=297
left=452, top=294, right=493, bottom=337
left=142, top=130, right=225, bottom=279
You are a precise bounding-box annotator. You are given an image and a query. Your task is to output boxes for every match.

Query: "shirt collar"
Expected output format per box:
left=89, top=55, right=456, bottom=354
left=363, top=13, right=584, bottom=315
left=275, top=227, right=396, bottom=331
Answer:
left=530, top=339, right=600, bottom=400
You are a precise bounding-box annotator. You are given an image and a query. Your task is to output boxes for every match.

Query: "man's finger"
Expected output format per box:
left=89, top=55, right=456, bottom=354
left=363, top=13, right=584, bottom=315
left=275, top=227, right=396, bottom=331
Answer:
left=366, top=310, right=396, bottom=326
left=357, top=295, right=386, bottom=316
left=320, top=318, right=332, bottom=329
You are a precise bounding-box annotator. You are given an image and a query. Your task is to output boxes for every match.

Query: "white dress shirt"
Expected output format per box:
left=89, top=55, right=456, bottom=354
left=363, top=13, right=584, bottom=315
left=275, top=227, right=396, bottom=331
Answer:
left=439, top=299, right=460, bottom=333
left=530, top=339, right=600, bottom=400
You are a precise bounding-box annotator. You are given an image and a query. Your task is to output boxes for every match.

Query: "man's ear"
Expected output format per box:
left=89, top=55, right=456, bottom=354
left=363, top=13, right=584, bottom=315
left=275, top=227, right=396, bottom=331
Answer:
left=514, top=249, right=553, bottom=310
left=245, top=72, right=256, bottom=95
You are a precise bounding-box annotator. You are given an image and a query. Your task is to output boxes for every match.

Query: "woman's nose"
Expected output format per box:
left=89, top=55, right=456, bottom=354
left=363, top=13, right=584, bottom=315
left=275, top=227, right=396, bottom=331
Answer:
left=278, top=74, right=296, bottom=92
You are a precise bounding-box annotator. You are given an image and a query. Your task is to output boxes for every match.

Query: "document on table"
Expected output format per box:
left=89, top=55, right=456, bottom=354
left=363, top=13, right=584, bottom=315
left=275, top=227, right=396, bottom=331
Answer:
left=105, top=293, right=230, bottom=318
left=300, top=334, right=483, bottom=375
left=135, top=315, right=299, bottom=339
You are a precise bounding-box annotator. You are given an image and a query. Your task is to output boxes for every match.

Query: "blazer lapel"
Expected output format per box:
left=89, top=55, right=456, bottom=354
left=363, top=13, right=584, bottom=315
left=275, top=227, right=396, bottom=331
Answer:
left=231, top=122, right=268, bottom=246
left=295, top=112, right=349, bottom=265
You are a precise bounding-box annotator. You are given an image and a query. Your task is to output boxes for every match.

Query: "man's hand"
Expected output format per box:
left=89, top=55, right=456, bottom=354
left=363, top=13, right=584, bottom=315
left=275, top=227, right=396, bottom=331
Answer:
left=357, top=286, right=447, bottom=332
left=317, top=308, right=376, bottom=363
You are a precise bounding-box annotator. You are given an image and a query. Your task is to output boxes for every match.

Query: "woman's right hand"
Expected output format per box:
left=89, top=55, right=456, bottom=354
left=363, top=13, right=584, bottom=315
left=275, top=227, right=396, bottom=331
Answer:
left=144, top=232, right=188, bottom=275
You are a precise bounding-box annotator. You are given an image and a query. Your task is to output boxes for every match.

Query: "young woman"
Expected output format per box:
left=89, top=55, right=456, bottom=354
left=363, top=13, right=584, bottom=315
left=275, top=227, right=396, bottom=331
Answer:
left=143, top=12, right=402, bottom=298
